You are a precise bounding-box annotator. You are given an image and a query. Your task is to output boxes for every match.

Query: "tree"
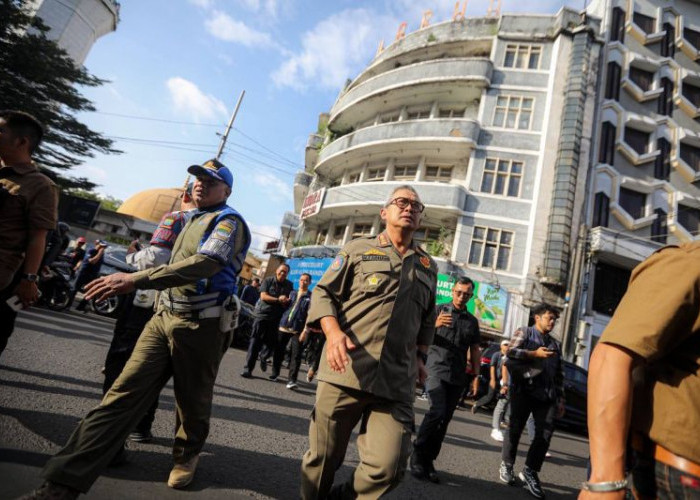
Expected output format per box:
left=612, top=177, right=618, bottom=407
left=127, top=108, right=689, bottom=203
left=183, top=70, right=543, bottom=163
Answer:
left=66, top=189, right=123, bottom=211
left=0, top=0, right=120, bottom=190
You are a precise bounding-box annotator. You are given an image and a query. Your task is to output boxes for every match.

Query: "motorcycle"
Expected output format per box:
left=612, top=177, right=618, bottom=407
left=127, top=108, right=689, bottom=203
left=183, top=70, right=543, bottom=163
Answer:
left=39, top=260, right=74, bottom=311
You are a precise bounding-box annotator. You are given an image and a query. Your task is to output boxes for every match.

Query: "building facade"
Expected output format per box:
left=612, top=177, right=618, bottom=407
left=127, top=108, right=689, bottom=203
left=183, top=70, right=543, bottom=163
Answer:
left=25, top=0, right=119, bottom=64
left=288, top=8, right=603, bottom=340
left=572, top=0, right=700, bottom=365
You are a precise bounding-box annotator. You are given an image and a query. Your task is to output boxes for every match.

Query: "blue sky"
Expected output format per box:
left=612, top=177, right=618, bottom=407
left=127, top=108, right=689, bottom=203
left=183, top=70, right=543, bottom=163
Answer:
left=75, top=0, right=581, bottom=253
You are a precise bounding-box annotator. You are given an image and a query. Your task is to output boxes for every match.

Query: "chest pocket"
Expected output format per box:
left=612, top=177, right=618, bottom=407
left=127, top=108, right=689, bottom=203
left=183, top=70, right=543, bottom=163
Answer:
left=360, top=260, right=393, bottom=295
left=413, top=269, right=433, bottom=310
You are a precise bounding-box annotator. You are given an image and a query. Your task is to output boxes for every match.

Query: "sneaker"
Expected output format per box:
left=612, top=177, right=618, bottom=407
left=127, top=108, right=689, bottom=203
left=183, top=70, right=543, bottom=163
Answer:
left=471, top=403, right=479, bottom=415
left=259, top=357, right=268, bottom=372
left=499, top=461, right=515, bottom=485
left=490, top=429, right=504, bottom=442
left=168, top=455, right=199, bottom=489
left=519, top=466, right=545, bottom=499
left=545, top=451, right=552, bottom=458
left=416, top=392, right=428, bottom=401
left=268, top=373, right=278, bottom=381
left=240, top=370, right=252, bottom=378
left=129, top=430, right=153, bottom=443
left=286, top=380, right=298, bottom=390
left=306, top=369, right=315, bottom=383
left=18, top=481, right=80, bottom=500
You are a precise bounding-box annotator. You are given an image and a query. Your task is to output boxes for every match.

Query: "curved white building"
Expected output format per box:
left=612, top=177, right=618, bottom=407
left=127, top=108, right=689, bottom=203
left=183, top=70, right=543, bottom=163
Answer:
left=26, top=0, right=120, bottom=64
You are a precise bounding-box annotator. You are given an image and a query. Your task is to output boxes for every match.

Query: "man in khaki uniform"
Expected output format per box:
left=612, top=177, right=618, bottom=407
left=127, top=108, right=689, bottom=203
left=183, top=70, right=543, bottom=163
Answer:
left=0, top=110, right=58, bottom=357
left=301, top=185, right=438, bottom=499
left=23, top=159, right=251, bottom=500
left=581, top=244, right=700, bottom=499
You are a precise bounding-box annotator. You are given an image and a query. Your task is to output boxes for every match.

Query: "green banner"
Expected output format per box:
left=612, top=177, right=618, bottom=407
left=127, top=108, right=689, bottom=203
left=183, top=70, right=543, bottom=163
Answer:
left=436, top=273, right=508, bottom=332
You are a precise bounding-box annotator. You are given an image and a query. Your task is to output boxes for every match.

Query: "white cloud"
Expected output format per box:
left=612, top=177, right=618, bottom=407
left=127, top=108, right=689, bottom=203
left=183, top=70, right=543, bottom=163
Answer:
left=204, top=10, right=277, bottom=49
left=188, top=0, right=213, bottom=8
left=248, top=223, right=281, bottom=254
left=73, top=164, right=108, bottom=183
left=252, top=172, right=293, bottom=202
left=271, top=8, right=396, bottom=91
left=166, top=77, right=228, bottom=122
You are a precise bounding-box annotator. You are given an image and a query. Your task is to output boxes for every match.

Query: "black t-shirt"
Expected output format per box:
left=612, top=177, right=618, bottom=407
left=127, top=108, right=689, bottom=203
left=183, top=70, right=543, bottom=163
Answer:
left=426, top=303, right=481, bottom=386
left=255, top=276, right=294, bottom=321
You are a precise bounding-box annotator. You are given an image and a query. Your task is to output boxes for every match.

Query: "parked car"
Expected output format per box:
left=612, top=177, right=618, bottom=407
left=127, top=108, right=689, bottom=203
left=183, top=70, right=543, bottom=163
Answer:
left=230, top=301, right=254, bottom=349
left=475, top=341, right=501, bottom=401
left=556, top=360, right=588, bottom=435
left=92, top=244, right=136, bottom=317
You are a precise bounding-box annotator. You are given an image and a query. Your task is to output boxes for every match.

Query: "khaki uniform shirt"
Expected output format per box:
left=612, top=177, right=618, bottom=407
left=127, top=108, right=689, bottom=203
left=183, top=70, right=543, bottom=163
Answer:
left=600, top=243, right=700, bottom=464
left=307, top=232, right=438, bottom=404
left=0, top=163, right=58, bottom=289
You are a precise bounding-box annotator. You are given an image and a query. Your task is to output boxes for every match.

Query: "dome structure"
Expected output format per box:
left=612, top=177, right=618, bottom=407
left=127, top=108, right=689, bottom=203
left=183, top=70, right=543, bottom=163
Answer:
left=117, top=187, right=184, bottom=224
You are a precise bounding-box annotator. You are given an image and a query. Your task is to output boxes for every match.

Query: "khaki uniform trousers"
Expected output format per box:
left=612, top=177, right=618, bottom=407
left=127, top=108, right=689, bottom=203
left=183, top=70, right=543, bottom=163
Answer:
left=42, top=310, right=231, bottom=493
left=301, top=381, right=413, bottom=499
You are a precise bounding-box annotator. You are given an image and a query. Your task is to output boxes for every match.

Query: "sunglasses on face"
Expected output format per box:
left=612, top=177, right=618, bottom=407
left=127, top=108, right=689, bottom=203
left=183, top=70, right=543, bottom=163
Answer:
left=388, top=197, right=425, bottom=213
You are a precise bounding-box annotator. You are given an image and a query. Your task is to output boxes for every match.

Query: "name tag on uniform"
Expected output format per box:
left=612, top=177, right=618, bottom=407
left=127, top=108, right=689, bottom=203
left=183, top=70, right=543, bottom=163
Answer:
left=362, top=249, right=389, bottom=262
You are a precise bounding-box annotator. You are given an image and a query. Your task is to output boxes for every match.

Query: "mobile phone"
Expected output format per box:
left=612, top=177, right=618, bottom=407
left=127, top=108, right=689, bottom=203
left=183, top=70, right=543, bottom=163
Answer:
left=6, top=295, right=23, bottom=312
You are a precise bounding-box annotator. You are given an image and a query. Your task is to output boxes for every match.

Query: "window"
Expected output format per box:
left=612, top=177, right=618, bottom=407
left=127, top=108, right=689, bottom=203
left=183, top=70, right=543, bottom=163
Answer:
left=493, top=95, right=534, bottom=130
left=633, top=12, right=656, bottom=35
left=624, top=127, right=650, bottom=155
left=406, top=108, right=431, bottom=120
left=592, top=192, right=610, bottom=228
left=629, top=66, right=654, bottom=92
left=438, top=108, right=466, bottom=118
left=605, top=62, right=621, bottom=100
left=661, top=23, right=675, bottom=58
left=468, top=226, right=513, bottom=270
left=681, top=143, right=700, bottom=172
left=599, top=122, right=616, bottom=165
left=365, top=167, right=385, bottom=182
left=684, top=28, right=700, bottom=50
left=654, top=138, right=671, bottom=180
left=329, top=179, right=341, bottom=188
left=393, top=165, right=417, bottom=181
left=651, top=208, right=667, bottom=244
left=315, top=229, right=328, bottom=245
left=413, top=227, right=442, bottom=244
left=425, top=165, right=453, bottom=182
left=619, top=188, right=646, bottom=219
left=503, top=44, right=542, bottom=70
left=329, top=225, right=345, bottom=245
left=678, top=205, right=700, bottom=235
left=480, top=158, right=523, bottom=197
left=592, top=262, right=631, bottom=316
left=379, top=112, right=400, bottom=124
left=610, top=7, right=625, bottom=42
left=682, top=81, right=700, bottom=108
left=346, top=172, right=361, bottom=184
left=658, top=78, right=674, bottom=116
left=351, top=223, right=373, bottom=239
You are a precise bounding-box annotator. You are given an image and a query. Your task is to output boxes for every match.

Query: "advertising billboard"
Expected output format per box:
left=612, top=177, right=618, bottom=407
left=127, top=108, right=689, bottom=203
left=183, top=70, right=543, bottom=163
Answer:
left=436, top=273, right=508, bottom=332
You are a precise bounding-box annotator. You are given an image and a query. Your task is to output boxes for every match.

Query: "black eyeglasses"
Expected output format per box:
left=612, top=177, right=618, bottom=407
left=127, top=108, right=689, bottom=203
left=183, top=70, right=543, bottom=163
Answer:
left=388, top=197, right=425, bottom=213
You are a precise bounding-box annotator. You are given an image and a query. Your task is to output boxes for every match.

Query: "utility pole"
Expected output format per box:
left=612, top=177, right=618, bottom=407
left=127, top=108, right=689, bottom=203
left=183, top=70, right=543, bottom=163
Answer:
left=183, top=90, right=246, bottom=187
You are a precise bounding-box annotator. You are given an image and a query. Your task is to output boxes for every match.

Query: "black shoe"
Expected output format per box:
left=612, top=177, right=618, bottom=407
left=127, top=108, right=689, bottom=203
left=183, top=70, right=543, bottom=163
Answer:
left=471, top=403, right=479, bottom=415
left=519, top=467, right=545, bottom=498
left=268, top=374, right=279, bottom=381
left=128, top=430, right=153, bottom=443
left=499, top=461, right=515, bottom=485
left=17, top=481, right=80, bottom=500
left=240, top=370, right=252, bottom=378
left=425, top=461, right=439, bottom=483
left=410, top=452, right=427, bottom=480
left=259, top=357, right=268, bottom=372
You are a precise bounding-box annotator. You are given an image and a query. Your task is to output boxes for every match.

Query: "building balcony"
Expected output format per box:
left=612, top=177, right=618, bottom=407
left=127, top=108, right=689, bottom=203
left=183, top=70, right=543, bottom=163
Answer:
left=303, top=181, right=468, bottom=223
left=621, top=77, right=662, bottom=103
left=626, top=20, right=664, bottom=46
left=305, top=134, right=324, bottom=170
left=293, top=171, right=313, bottom=213
left=589, top=226, right=662, bottom=268
left=678, top=28, right=700, bottom=61
left=328, top=58, right=492, bottom=132
left=316, top=118, right=480, bottom=178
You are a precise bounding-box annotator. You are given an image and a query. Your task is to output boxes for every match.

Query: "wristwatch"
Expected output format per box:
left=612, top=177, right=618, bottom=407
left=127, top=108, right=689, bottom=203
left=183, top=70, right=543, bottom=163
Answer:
left=21, top=273, right=39, bottom=282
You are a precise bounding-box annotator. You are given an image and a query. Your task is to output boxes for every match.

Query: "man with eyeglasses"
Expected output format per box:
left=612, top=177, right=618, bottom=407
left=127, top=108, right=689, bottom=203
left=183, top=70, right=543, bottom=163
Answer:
left=300, top=185, right=438, bottom=499
left=411, top=277, right=481, bottom=483
left=499, top=303, right=565, bottom=499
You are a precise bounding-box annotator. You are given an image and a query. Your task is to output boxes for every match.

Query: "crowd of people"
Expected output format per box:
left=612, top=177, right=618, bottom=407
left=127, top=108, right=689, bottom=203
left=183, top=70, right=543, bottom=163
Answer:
left=2, top=110, right=699, bottom=499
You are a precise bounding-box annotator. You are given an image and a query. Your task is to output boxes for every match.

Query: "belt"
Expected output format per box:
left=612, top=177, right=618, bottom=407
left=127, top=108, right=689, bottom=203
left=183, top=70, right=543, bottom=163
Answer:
left=167, top=306, right=222, bottom=320
left=631, top=432, right=700, bottom=477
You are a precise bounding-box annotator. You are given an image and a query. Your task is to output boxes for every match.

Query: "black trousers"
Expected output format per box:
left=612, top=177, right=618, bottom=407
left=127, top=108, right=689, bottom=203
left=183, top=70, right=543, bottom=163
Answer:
left=501, top=388, right=557, bottom=471
left=272, top=330, right=303, bottom=381
left=307, top=332, right=325, bottom=373
left=245, top=318, right=279, bottom=372
left=103, top=299, right=158, bottom=434
left=413, top=379, right=464, bottom=462
left=474, top=384, right=499, bottom=409
left=0, top=273, right=22, bottom=358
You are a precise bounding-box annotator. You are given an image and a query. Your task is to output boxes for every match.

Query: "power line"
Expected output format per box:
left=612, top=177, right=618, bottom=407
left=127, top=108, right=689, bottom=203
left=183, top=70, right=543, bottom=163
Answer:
left=232, top=126, right=300, bottom=168
left=94, top=111, right=224, bottom=128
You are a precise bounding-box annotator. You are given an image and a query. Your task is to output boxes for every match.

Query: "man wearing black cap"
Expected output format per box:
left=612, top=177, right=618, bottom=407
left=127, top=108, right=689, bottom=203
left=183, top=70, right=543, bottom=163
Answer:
left=23, top=159, right=251, bottom=500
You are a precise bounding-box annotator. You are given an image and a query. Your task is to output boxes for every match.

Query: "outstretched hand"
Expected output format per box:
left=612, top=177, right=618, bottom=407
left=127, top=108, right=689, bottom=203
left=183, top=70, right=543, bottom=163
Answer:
left=83, top=272, right=135, bottom=302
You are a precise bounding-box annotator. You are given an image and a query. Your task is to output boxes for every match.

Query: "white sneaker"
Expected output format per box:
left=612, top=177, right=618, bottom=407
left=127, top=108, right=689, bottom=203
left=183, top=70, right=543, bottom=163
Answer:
left=490, top=429, right=504, bottom=442
left=286, top=380, right=298, bottom=390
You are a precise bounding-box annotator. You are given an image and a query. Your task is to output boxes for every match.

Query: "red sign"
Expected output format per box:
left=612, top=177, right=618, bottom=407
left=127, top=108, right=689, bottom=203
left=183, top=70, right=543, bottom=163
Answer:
left=263, top=239, right=280, bottom=254
left=300, top=188, right=326, bottom=220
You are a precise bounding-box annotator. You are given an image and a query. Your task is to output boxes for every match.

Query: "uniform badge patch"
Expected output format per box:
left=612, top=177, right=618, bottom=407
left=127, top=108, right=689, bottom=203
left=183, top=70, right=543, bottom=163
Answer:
left=330, top=253, right=346, bottom=271
left=366, top=274, right=380, bottom=287
left=213, top=219, right=235, bottom=241
left=420, top=256, right=431, bottom=269
left=162, top=217, right=175, bottom=227
left=364, top=249, right=386, bottom=256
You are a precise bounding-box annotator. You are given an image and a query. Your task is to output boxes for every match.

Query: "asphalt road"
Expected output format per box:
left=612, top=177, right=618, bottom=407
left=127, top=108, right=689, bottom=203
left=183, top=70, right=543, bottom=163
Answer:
left=0, top=307, right=588, bottom=499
